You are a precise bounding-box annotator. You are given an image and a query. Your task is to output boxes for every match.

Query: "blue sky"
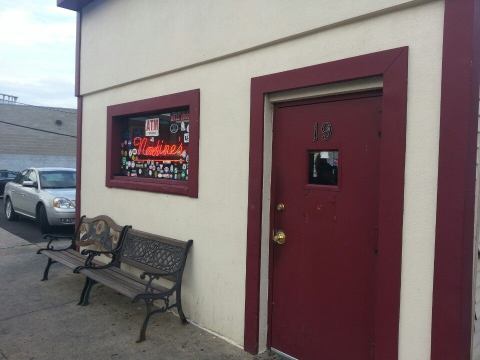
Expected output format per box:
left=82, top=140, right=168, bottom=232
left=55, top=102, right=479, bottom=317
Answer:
left=0, top=0, right=77, bottom=108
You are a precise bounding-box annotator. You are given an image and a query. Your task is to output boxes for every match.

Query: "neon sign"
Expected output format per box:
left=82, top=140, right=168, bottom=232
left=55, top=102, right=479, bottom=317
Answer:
left=133, top=137, right=184, bottom=162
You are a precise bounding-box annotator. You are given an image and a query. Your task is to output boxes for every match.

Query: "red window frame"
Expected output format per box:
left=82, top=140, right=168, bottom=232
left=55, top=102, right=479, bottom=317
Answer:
left=106, top=89, right=200, bottom=197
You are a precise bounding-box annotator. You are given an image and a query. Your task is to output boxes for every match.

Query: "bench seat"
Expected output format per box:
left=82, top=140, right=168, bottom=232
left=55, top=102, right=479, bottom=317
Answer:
left=42, top=248, right=105, bottom=270
left=78, top=228, right=193, bottom=342
left=80, top=266, right=171, bottom=300
left=41, top=248, right=85, bottom=269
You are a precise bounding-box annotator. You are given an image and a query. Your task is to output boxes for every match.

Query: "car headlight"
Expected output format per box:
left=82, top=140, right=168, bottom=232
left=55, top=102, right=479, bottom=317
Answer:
left=53, top=197, right=75, bottom=209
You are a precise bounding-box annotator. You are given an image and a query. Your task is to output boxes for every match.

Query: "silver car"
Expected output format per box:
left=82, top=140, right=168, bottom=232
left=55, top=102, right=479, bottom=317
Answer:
left=3, top=167, right=76, bottom=233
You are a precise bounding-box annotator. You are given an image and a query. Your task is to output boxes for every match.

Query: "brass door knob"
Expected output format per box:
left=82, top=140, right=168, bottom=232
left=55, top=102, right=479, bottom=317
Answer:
left=273, top=230, right=286, bottom=245
left=276, top=203, right=285, bottom=211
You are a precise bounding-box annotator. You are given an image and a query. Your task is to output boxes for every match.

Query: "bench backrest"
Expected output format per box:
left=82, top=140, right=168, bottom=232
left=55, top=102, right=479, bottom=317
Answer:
left=120, top=228, right=193, bottom=282
left=74, top=215, right=127, bottom=253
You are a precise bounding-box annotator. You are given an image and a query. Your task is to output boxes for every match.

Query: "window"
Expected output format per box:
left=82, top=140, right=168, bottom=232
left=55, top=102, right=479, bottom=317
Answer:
left=106, top=89, right=200, bottom=197
left=308, top=150, right=338, bottom=186
left=39, top=170, right=76, bottom=189
left=119, top=110, right=190, bottom=181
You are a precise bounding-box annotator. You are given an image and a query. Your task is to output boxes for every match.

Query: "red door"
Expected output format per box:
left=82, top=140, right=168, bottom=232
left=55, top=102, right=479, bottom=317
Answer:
left=270, top=93, right=381, bottom=359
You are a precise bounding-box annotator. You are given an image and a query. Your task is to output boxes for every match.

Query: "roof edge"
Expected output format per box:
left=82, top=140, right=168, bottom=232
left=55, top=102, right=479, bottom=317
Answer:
left=57, top=0, right=93, bottom=11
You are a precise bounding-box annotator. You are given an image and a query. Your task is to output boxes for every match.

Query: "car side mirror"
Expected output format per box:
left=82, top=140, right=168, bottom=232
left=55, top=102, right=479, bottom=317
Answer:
left=22, top=180, right=35, bottom=188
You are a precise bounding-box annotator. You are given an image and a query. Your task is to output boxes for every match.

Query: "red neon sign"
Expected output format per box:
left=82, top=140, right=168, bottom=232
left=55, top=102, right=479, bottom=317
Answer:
left=133, top=137, right=185, bottom=162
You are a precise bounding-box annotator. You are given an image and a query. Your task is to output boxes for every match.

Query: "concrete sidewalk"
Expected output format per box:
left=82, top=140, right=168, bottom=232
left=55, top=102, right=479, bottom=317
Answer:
left=0, top=229, right=276, bottom=360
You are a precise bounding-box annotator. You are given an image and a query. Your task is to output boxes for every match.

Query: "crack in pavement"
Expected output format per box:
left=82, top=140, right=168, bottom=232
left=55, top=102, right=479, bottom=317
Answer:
left=0, top=349, right=8, bottom=359
left=0, top=299, right=78, bottom=323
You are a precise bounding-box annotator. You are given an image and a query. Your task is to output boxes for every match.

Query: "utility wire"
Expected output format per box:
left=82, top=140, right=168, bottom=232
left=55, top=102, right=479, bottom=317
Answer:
left=0, top=119, right=76, bottom=138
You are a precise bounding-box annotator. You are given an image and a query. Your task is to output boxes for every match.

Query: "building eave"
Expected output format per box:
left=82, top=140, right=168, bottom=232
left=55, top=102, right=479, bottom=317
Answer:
left=57, top=0, right=93, bottom=12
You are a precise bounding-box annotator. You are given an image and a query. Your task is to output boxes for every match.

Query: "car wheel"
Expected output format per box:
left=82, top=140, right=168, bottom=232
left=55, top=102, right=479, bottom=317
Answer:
left=37, top=204, right=51, bottom=234
left=4, top=197, right=18, bottom=221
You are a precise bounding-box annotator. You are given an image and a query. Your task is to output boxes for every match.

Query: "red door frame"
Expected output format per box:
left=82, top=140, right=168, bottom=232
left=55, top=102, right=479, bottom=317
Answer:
left=244, top=47, right=408, bottom=358
left=431, top=1, right=480, bottom=359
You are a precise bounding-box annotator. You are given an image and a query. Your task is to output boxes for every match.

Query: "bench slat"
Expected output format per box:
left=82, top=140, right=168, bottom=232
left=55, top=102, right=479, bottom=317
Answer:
left=108, top=267, right=172, bottom=292
left=42, top=249, right=86, bottom=269
left=43, top=249, right=107, bottom=270
left=80, top=267, right=170, bottom=299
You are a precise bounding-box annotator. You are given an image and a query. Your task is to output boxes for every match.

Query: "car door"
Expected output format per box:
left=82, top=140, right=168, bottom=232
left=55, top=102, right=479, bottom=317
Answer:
left=9, top=170, right=28, bottom=213
left=22, top=169, right=40, bottom=217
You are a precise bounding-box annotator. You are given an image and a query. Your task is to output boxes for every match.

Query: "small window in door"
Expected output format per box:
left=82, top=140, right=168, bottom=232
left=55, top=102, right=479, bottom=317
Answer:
left=308, top=151, right=338, bottom=185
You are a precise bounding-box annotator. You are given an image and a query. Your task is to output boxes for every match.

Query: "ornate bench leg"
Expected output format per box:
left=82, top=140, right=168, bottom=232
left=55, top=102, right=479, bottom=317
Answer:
left=80, top=278, right=97, bottom=306
left=176, top=289, right=187, bottom=324
left=41, top=258, right=57, bottom=281
left=78, top=277, right=90, bottom=305
left=136, top=299, right=153, bottom=343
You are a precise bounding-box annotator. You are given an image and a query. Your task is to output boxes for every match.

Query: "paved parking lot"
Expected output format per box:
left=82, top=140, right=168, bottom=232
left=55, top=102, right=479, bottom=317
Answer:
left=0, top=198, right=74, bottom=243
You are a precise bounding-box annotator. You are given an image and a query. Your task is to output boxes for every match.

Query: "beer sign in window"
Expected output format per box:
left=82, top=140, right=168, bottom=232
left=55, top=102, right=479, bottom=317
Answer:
left=106, top=90, right=200, bottom=197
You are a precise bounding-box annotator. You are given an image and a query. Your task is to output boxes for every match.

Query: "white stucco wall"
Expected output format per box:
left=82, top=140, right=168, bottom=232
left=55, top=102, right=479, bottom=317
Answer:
left=79, top=1, right=445, bottom=358
left=81, top=0, right=432, bottom=95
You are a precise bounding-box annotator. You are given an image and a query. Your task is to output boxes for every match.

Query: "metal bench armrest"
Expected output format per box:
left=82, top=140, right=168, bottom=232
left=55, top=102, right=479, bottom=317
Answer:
left=82, top=249, right=115, bottom=266
left=81, top=249, right=115, bottom=257
left=43, top=233, right=74, bottom=241
left=72, top=249, right=116, bottom=273
left=73, top=262, right=114, bottom=273
left=37, top=234, right=75, bottom=254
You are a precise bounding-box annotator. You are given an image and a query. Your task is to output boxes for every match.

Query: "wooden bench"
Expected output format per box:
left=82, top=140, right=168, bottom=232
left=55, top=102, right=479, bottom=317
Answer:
left=37, top=215, right=128, bottom=282
left=75, top=228, right=193, bottom=342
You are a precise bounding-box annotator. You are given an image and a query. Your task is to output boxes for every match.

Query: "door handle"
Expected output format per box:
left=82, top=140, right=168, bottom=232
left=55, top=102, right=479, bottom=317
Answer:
left=272, top=230, right=286, bottom=245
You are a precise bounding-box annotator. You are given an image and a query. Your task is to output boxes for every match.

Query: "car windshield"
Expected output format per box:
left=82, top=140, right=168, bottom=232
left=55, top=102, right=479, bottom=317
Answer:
left=39, top=170, right=76, bottom=189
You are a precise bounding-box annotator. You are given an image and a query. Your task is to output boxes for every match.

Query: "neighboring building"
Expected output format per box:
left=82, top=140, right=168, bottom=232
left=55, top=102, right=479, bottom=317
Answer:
left=59, top=1, right=479, bottom=359
left=0, top=94, right=18, bottom=104
left=0, top=103, right=76, bottom=171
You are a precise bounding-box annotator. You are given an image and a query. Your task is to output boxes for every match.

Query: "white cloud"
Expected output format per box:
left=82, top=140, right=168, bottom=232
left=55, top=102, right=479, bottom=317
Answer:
left=0, top=8, right=75, bottom=46
left=0, top=1, right=76, bottom=108
left=1, top=77, right=76, bottom=108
